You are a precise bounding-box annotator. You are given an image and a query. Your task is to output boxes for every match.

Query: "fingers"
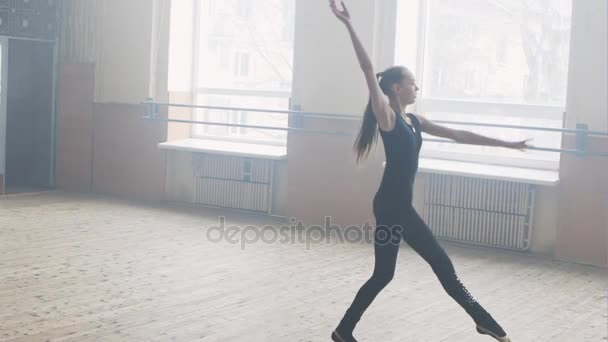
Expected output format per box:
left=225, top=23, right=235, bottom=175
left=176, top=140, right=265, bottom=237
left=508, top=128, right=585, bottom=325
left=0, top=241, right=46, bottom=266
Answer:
left=329, top=0, right=340, bottom=16
left=341, top=1, right=350, bottom=15
left=329, top=0, right=347, bottom=14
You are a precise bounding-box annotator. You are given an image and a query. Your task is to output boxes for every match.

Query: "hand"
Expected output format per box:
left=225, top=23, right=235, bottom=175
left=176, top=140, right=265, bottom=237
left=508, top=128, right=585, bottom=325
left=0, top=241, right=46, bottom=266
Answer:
left=330, top=0, right=351, bottom=24
left=504, top=138, right=533, bottom=151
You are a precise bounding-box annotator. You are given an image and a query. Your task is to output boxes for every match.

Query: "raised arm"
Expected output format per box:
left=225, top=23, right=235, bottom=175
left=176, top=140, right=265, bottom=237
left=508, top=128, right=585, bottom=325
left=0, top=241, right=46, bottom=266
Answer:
left=330, top=0, right=395, bottom=132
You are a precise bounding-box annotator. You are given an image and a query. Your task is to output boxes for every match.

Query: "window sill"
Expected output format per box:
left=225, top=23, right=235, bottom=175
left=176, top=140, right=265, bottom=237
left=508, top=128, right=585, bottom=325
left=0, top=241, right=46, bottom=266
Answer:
left=383, top=159, right=559, bottom=186
left=158, top=138, right=287, bottom=160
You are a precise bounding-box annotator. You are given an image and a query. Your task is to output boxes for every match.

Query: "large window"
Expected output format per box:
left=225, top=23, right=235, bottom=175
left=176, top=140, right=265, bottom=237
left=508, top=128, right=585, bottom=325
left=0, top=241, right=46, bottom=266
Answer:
left=193, top=0, right=295, bottom=145
left=396, top=0, right=572, bottom=170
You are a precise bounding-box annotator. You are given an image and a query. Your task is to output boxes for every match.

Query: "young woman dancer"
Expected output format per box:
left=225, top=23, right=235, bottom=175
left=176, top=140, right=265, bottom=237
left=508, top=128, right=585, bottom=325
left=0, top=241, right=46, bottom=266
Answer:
left=329, top=1, right=529, bottom=341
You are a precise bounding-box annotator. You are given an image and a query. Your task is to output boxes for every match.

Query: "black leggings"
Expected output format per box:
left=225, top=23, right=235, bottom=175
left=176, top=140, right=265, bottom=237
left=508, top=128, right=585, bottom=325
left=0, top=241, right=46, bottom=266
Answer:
left=338, top=206, right=506, bottom=336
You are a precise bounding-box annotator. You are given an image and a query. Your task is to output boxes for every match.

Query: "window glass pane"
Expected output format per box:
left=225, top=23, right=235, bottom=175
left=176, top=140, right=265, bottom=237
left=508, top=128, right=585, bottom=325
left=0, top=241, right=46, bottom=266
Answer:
left=194, top=0, right=295, bottom=143
left=197, top=0, right=294, bottom=92
left=423, top=0, right=572, bottom=106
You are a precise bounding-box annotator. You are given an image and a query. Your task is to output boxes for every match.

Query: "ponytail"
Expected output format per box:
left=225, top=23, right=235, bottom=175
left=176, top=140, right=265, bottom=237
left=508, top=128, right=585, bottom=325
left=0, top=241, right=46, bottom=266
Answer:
left=353, top=66, right=407, bottom=162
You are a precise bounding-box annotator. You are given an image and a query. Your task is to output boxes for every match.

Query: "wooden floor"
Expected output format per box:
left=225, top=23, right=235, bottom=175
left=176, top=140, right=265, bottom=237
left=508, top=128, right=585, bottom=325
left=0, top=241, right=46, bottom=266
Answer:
left=0, top=192, right=606, bottom=342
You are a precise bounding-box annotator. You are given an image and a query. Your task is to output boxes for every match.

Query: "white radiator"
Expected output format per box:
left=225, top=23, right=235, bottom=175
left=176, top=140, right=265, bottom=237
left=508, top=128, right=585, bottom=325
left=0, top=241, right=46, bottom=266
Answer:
left=423, top=174, right=535, bottom=251
left=192, top=153, right=274, bottom=213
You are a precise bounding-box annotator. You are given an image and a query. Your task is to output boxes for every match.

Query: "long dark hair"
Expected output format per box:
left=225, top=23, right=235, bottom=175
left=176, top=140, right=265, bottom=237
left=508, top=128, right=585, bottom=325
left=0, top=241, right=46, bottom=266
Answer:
left=354, top=66, right=406, bottom=162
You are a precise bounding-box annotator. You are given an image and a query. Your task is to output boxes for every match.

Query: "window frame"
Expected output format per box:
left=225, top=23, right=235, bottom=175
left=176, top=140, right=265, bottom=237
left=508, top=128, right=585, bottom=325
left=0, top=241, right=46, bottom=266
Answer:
left=190, top=0, right=294, bottom=146
left=401, top=0, right=570, bottom=170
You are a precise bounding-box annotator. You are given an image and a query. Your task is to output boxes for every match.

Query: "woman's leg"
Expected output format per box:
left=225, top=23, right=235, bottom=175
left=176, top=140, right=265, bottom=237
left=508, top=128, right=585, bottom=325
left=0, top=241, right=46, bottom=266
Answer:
left=401, top=208, right=508, bottom=337
left=335, top=219, right=403, bottom=338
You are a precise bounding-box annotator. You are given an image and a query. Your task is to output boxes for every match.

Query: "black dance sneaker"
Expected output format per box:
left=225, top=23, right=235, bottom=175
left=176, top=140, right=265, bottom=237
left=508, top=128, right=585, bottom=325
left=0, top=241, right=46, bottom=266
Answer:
left=331, top=329, right=358, bottom=342
left=476, top=324, right=512, bottom=342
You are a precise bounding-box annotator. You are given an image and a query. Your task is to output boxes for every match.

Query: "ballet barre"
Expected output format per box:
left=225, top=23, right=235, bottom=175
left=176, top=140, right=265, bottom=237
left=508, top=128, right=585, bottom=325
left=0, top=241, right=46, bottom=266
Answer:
left=142, top=99, right=608, bottom=157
